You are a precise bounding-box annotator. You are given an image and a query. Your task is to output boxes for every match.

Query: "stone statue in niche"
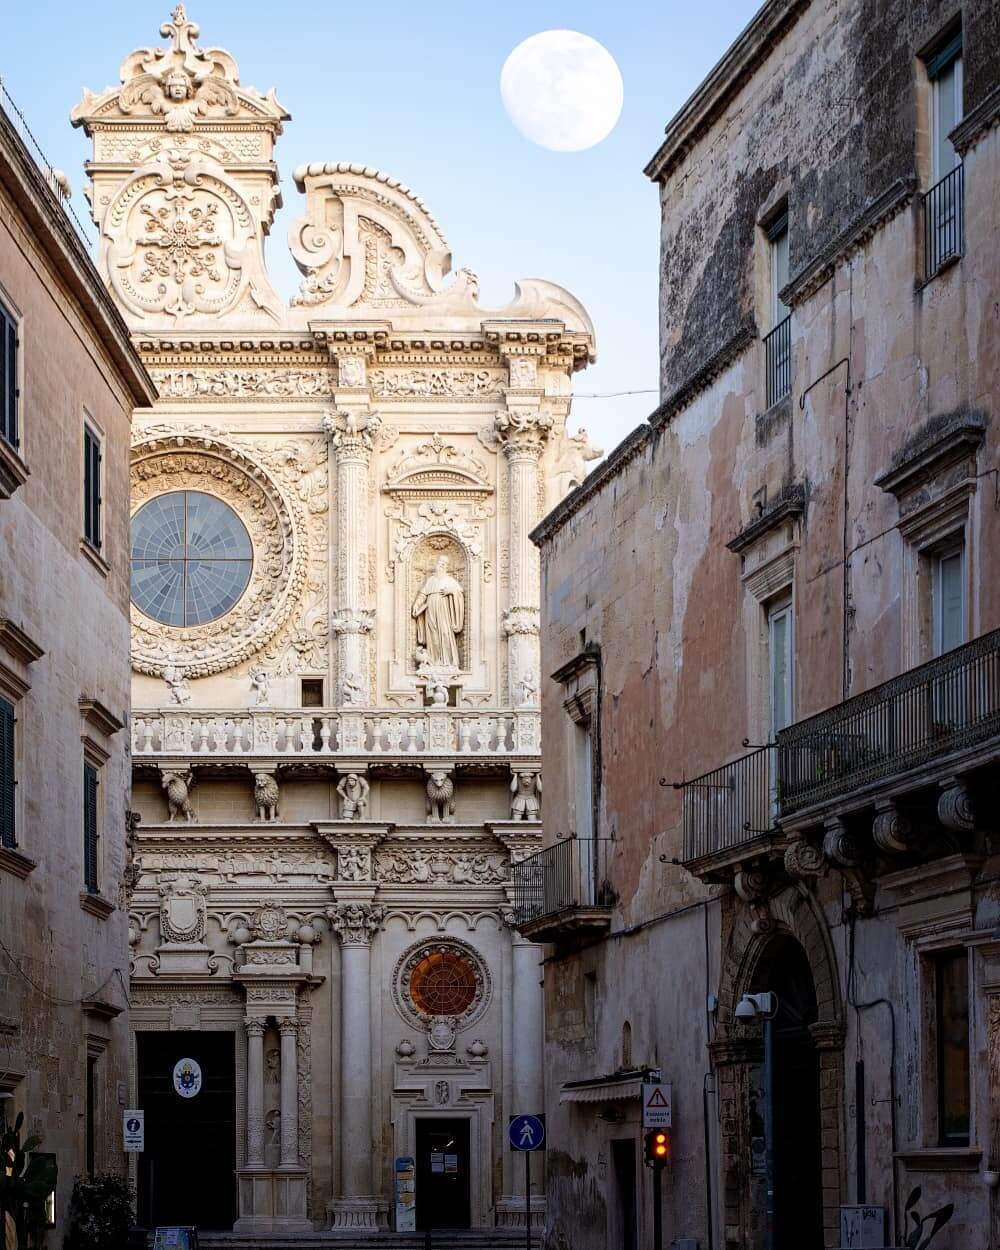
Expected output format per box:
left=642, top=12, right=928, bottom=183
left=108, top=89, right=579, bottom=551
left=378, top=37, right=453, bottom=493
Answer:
left=249, top=666, right=271, bottom=707
left=425, top=771, right=456, bottom=823
left=253, top=771, right=280, bottom=822
left=511, top=771, right=542, bottom=821
left=161, top=768, right=196, bottom=822
left=412, top=556, right=465, bottom=670
left=337, top=772, right=369, bottom=821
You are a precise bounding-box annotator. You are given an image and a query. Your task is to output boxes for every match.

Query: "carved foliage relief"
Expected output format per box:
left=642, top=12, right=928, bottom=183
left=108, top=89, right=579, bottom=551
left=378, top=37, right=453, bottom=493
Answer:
left=130, top=432, right=326, bottom=677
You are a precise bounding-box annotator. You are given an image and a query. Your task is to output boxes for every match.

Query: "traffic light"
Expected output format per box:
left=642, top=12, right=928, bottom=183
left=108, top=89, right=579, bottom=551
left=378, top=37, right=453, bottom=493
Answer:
left=643, top=1128, right=670, bottom=1168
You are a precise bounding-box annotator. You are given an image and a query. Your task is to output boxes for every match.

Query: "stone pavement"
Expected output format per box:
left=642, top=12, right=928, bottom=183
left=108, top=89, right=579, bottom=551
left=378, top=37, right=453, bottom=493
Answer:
left=196, top=1231, right=530, bottom=1250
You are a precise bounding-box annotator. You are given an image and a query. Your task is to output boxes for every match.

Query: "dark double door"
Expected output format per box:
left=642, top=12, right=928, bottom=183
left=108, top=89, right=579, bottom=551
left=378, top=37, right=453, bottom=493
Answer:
left=415, top=1119, right=471, bottom=1230
left=137, top=1031, right=237, bottom=1230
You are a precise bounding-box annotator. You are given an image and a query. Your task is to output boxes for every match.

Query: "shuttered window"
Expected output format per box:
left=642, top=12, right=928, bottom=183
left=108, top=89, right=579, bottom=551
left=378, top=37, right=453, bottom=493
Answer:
left=83, top=762, right=99, bottom=892
left=0, top=697, right=15, bottom=849
left=83, top=425, right=102, bottom=549
left=0, top=303, right=18, bottom=450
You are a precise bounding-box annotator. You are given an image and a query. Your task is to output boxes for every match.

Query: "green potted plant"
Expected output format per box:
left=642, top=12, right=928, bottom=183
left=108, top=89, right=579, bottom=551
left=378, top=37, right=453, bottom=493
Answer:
left=64, top=1175, right=134, bottom=1250
left=0, top=1109, right=58, bottom=1250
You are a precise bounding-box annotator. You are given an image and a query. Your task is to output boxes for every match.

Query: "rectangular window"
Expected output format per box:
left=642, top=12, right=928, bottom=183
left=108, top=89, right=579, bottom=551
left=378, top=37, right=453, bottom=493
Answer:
left=932, top=544, right=965, bottom=657
left=301, top=678, right=324, bottom=707
left=764, top=212, right=791, bottom=405
left=0, top=301, right=18, bottom=450
left=935, top=949, right=970, bottom=1146
left=83, top=762, right=99, bottom=893
left=0, top=696, right=15, bottom=849
left=83, top=424, right=102, bottom=549
left=930, top=38, right=963, bottom=181
left=768, top=599, right=794, bottom=736
left=85, top=1056, right=97, bottom=1177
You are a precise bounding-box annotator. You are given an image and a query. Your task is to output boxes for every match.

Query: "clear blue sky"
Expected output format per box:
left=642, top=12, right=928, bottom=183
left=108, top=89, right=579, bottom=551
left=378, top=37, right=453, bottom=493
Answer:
left=3, top=0, right=760, bottom=452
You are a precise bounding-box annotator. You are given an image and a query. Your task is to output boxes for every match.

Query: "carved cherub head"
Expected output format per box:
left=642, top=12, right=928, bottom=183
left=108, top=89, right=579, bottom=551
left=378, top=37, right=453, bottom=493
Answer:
left=164, top=69, right=192, bottom=101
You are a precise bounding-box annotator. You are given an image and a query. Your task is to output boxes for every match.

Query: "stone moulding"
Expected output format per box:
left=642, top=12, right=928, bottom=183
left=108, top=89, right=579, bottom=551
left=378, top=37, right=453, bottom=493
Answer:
left=950, top=83, right=1000, bottom=156
left=129, top=434, right=310, bottom=677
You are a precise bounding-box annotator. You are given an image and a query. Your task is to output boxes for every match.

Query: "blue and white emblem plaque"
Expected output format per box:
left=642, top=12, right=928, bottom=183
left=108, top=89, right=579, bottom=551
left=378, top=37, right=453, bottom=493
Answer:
left=172, top=1057, right=202, bottom=1099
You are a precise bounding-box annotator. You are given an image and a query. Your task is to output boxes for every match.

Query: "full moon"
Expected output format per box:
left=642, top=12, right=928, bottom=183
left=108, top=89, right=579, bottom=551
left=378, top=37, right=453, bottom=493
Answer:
left=500, top=30, right=624, bottom=152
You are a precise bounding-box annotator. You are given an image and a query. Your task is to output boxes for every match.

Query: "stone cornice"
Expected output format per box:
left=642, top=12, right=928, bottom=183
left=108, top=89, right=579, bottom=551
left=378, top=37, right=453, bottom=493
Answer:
left=0, top=110, right=155, bottom=409
left=726, top=486, right=805, bottom=554
left=0, top=620, right=44, bottom=667
left=781, top=176, right=918, bottom=308
left=645, top=0, right=811, bottom=181
left=79, top=696, right=125, bottom=738
left=874, top=413, right=987, bottom=498
left=950, top=84, right=1000, bottom=156
left=651, top=322, right=757, bottom=430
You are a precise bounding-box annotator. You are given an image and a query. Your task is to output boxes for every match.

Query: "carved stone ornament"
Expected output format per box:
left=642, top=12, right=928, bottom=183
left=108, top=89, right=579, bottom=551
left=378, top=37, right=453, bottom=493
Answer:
left=374, top=850, right=508, bottom=886
left=130, top=438, right=312, bottom=677
left=872, top=800, right=918, bottom=855
left=733, top=864, right=774, bottom=935
left=938, top=778, right=975, bottom=833
left=494, top=408, right=553, bottom=457
left=822, top=819, right=862, bottom=868
left=161, top=768, right=196, bottom=822
left=430, top=1020, right=457, bottom=1054
left=425, top=770, right=456, bottom=823
left=158, top=873, right=208, bottom=943
left=250, top=905, right=290, bottom=943
left=326, top=902, right=385, bottom=947
left=510, top=770, right=542, bottom=821
left=783, top=837, right=827, bottom=881
left=336, top=773, right=370, bottom=821
left=253, top=771, right=280, bottom=822
left=335, top=845, right=372, bottom=883
left=391, top=937, right=491, bottom=1031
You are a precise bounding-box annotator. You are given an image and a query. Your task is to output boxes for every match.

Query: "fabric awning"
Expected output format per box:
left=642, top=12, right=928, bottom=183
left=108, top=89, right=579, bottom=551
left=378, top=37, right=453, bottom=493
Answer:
left=560, top=1076, right=644, bottom=1104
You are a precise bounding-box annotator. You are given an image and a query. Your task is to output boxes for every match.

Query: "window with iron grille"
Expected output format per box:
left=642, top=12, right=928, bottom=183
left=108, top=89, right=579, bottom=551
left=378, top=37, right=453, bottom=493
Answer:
left=83, top=761, right=99, bottom=892
left=923, top=34, right=964, bottom=278
left=83, top=424, right=102, bottom=549
left=0, top=696, right=15, bottom=849
left=764, top=211, right=791, bottom=405
left=934, top=948, right=970, bottom=1146
left=0, top=301, right=18, bottom=450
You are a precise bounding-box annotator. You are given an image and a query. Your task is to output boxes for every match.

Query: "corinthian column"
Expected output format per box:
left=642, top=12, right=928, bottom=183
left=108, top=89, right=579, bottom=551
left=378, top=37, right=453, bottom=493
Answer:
left=278, top=1016, right=299, bottom=1168
left=496, top=385, right=550, bottom=707
left=326, top=900, right=386, bottom=1229
left=323, top=405, right=379, bottom=706
left=245, top=1017, right=266, bottom=1168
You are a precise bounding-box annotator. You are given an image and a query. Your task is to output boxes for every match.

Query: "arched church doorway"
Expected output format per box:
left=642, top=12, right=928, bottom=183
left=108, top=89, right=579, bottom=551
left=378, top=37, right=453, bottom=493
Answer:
left=751, top=934, right=824, bottom=1249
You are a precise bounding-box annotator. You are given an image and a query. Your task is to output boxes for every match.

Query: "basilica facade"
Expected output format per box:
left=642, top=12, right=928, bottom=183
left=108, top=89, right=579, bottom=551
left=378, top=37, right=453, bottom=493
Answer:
left=71, top=7, right=597, bottom=1234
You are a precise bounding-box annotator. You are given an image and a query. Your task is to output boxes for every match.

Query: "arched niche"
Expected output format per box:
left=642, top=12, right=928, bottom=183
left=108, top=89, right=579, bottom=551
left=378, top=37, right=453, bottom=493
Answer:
left=408, top=534, right=470, bottom=673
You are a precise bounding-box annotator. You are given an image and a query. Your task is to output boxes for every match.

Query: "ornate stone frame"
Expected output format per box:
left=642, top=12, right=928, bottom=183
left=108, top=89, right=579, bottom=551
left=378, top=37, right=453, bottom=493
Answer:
left=391, top=936, right=492, bottom=1032
left=130, top=436, right=308, bottom=677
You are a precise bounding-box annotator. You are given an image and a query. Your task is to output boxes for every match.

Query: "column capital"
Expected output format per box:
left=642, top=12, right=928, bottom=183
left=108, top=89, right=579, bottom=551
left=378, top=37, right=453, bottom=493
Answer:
left=278, top=1015, right=299, bottom=1036
left=323, top=408, right=383, bottom=461
left=326, top=900, right=385, bottom=947
left=244, top=1016, right=266, bottom=1036
left=495, top=407, right=551, bottom=460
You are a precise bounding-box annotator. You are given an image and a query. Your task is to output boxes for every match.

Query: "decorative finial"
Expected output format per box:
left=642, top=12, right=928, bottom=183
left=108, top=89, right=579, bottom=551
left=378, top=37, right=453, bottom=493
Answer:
left=161, top=5, right=201, bottom=56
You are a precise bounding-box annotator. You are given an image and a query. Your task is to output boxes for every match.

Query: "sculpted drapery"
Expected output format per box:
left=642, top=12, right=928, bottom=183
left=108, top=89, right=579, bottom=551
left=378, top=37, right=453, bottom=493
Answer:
left=412, top=556, right=465, bottom=669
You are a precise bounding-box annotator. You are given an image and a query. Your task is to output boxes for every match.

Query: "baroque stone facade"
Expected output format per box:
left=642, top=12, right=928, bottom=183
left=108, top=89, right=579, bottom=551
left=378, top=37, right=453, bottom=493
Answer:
left=72, top=6, right=596, bottom=1233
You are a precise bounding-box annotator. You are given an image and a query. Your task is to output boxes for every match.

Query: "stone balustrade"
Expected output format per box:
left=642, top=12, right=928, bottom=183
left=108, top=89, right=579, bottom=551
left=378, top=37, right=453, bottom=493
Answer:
left=131, top=707, right=541, bottom=759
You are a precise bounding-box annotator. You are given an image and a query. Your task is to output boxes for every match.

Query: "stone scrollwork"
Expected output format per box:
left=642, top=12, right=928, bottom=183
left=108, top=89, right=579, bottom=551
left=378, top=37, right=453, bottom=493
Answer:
left=783, top=837, right=827, bottom=881
left=872, top=800, right=918, bottom=855
left=734, top=863, right=775, bottom=935
left=130, top=436, right=312, bottom=677
left=938, top=777, right=975, bottom=833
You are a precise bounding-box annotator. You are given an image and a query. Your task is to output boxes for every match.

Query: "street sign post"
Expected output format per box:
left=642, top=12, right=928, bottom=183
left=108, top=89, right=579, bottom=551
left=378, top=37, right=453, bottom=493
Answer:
left=642, top=1082, right=672, bottom=1129
left=509, top=1115, right=545, bottom=1250
left=123, top=1110, right=144, bottom=1153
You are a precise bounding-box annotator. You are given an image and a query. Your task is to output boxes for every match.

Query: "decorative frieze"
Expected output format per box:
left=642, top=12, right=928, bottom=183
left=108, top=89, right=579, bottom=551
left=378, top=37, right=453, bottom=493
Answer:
left=150, top=368, right=334, bottom=399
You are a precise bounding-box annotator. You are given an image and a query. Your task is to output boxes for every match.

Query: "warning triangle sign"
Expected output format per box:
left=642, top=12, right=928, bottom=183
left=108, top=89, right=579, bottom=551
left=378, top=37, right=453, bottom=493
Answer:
left=646, top=1087, right=669, bottom=1108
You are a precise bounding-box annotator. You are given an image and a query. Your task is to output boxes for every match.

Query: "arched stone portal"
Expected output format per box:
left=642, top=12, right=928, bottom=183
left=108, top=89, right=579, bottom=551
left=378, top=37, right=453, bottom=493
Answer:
left=712, top=885, right=845, bottom=1249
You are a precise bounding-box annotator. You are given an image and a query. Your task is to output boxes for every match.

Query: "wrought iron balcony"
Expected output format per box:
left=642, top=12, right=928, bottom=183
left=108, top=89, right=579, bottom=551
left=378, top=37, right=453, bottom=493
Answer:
left=923, top=163, right=964, bottom=280
left=678, top=745, right=779, bottom=867
left=131, top=706, right=540, bottom=760
left=509, top=835, right=616, bottom=942
left=778, top=626, right=1000, bottom=815
left=678, top=629, right=1000, bottom=869
left=764, top=315, right=791, bottom=407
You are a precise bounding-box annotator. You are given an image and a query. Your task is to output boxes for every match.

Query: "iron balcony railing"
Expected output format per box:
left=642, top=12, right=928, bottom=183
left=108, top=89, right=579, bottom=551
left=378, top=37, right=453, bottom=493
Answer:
left=509, top=835, right=616, bottom=928
left=778, top=626, right=1000, bottom=813
left=679, top=745, right=778, bottom=862
left=764, top=315, right=791, bottom=408
left=923, top=163, right=964, bottom=279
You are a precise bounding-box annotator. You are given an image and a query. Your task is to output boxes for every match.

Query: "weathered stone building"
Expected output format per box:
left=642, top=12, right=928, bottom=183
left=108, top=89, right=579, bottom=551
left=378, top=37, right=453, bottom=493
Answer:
left=69, top=6, right=599, bottom=1235
left=0, top=87, right=155, bottom=1242
left=521, top=1, right=1000, bottom=1248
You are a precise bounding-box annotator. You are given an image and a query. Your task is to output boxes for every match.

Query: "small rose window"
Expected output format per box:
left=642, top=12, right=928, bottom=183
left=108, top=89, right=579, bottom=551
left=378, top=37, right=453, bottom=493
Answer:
left=409, top=950, right=478, bottom=1018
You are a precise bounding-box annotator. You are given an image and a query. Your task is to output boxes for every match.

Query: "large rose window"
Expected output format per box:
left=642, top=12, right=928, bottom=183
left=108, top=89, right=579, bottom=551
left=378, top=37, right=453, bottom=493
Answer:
left=392, top=939, right=491, bottom=1029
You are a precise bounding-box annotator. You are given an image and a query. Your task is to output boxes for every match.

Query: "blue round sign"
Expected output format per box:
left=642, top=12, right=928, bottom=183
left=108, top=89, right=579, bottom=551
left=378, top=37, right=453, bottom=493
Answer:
left=509, top=1114, right=545, bottom=1151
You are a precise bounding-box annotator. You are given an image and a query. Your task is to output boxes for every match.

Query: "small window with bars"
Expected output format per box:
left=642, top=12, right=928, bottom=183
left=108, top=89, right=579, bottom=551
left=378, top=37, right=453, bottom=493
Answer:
left=83, top=761, right=100, bottom=893
left=923, top=32, right=964, bottom=278
left=764, top=211, right=791, bottom=406
left=0, top=301, right=19, bottom=451
left=1, top=696, right=16, bottom=849
left=83, top=424, right=102, bottom=550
